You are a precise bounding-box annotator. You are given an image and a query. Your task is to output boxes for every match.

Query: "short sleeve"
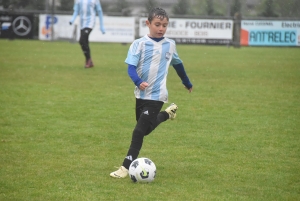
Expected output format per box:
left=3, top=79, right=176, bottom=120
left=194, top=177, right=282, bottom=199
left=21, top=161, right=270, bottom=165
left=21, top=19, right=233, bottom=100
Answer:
left=125, top=41, right=141, bottom=66
left=170, top=50, right=182, bottom=65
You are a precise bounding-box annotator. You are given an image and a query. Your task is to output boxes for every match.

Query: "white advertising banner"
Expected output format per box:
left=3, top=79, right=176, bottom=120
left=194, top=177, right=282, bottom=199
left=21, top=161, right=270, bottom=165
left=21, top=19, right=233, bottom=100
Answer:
left=39, top=14, right=135, bottom=43
left=139, top=18, right=233, bottom=44
left=241, top=20, right=300, bottom=46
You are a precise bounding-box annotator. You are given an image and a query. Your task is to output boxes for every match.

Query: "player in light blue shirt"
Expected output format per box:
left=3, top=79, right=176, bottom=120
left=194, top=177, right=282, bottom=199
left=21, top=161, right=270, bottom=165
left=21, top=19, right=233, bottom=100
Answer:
left=110, top=7, right=193, bottom=178
left=70, top=0, right=105, bottom=68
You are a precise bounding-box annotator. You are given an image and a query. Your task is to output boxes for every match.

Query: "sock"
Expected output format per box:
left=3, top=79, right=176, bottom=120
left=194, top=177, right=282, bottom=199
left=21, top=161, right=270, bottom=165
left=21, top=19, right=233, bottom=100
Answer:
left=83, top=52, right=90, bottom=62
left=123, top=148, right=140, bottom=169
left=159, top=111, right=169, bottom=122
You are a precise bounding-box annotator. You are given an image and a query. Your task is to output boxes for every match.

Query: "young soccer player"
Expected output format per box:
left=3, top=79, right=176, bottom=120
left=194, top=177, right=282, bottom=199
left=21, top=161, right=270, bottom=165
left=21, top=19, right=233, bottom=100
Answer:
left=110, top=7, right=193, bottom=178
left=69, top=0, right=105, bottom=68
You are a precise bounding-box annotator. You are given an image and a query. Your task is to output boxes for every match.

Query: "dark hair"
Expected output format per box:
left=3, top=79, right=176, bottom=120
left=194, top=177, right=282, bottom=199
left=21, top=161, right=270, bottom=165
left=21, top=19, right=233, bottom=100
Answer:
left=148, top=7, right=169, bottom=22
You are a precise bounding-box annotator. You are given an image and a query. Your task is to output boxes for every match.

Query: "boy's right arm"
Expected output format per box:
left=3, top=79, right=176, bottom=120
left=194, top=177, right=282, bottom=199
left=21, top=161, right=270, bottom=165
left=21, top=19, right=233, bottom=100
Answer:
left=128, top=64, right=143, bottom=87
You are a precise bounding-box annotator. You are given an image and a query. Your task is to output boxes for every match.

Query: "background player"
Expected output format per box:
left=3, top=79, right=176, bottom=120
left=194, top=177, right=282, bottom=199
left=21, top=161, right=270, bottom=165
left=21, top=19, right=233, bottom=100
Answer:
left=70, top=0, right=105, bottom=68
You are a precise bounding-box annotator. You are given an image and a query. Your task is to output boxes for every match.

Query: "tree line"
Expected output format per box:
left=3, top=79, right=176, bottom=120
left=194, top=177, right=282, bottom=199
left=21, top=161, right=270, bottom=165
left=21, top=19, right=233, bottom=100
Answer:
left=0, top=0, right=299, bottom=18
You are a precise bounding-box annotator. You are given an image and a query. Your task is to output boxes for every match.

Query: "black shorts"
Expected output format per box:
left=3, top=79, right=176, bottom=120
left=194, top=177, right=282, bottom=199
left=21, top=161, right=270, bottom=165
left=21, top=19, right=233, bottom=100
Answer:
left=135, top=99, right=164, bottom=122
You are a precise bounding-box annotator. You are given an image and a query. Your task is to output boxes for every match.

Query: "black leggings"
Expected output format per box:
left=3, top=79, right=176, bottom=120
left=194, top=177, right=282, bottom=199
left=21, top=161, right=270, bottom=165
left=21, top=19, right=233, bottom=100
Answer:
left=79, top=28, right=92, bottom=61
left=122, top=99, right=169, bottom=169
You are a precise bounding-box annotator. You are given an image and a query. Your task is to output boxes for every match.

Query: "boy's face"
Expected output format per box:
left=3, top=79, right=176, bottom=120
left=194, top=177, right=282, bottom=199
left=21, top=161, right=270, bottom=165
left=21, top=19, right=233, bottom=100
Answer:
left=146, top=16, right=168, bottom=38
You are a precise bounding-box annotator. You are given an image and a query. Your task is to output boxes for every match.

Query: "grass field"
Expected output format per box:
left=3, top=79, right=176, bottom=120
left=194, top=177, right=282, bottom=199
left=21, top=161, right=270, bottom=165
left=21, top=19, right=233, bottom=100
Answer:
left=0, top=39, right=299, bottom=201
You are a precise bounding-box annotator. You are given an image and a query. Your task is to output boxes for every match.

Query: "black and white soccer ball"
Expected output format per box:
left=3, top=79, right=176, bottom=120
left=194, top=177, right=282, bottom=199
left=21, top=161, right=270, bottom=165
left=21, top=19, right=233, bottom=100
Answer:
left=129, top=157, right=156, bottom=183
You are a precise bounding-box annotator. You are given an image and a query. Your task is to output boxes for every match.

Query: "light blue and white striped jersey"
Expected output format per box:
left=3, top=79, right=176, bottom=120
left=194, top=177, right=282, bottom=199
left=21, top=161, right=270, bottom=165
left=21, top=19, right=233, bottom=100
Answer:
left=70, top=0, right=104, bottom=30
left=125, top=35, right=183, bottom=103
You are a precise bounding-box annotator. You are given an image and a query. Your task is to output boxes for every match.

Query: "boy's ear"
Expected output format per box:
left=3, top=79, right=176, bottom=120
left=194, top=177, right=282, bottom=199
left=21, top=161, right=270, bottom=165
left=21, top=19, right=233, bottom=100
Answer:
left=146, top=20, right=150, bottom=27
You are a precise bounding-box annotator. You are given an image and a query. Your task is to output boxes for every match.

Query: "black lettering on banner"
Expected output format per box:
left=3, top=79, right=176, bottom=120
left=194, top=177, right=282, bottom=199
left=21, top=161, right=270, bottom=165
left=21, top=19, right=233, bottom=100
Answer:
left=249, top=31, right=296, bottom=43
left=141, top=20, right=176, bottom=28
left=268, top=32, right=274, bottom=42
left=166, top=30, right=188, bottom=36
left=290, top=32, right=296, bottom=43
left=250, top=32, right=256, bottom=41
left=282, top=22, right=300, bottom=28
left=185, top=21, right=231, bottom=29
left=284, top=32, right=290, bottom=42
left=255, top=21, right=273, bottom=26
left=194, top=31, right=208, bottom=36
left=168, top=21, right=176, bottom=28
left=274, top=32, right=280, bottom=42
left=173, top=38, right=231, bottom=44
left=226, top=23, right=231, bottom=29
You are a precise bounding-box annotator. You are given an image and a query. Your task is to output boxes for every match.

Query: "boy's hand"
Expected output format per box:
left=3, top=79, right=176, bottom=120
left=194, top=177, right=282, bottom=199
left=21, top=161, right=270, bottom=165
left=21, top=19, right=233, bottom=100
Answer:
left=139, top=82, right=149, bottom=90
left=185, top=87, right=193, bottom=93
left=100, top=27, right=105, bottom=34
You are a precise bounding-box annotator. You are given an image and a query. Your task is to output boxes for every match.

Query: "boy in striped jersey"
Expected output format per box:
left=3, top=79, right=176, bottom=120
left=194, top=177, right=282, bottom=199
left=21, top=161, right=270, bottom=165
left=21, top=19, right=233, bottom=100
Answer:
left=70, top=0, right=105, bottom=68
left=110, top=7, right=193, bottom=178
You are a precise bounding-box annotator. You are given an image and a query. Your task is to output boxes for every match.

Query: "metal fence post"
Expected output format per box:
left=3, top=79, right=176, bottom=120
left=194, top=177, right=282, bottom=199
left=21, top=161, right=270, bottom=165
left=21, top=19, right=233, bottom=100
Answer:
left=233, top=12, right=241, bottom=48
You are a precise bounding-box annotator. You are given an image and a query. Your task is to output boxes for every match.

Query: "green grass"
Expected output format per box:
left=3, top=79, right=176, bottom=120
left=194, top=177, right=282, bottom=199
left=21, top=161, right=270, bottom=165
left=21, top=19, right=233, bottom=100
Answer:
left=0, top=39, right=299, bottom=201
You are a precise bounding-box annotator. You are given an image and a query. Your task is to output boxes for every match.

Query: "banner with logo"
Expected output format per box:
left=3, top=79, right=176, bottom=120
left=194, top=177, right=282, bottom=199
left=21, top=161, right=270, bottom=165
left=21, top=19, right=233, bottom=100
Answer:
left=39, top=14, right=135, bottom=43
left=0, top=14, right=34, bottom=39
left=139, top=18, right=233, bottom=44
left=240, top=20, right=300, bottom=46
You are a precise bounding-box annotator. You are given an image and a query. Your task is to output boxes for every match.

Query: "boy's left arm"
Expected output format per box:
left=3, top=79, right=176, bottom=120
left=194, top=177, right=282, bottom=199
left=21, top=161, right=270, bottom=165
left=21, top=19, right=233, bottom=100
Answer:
left=173, top=63, right=193, bottom=92
left=95, top=0, right=105, bottom=34
left=69, top=2, right=79, bottom=25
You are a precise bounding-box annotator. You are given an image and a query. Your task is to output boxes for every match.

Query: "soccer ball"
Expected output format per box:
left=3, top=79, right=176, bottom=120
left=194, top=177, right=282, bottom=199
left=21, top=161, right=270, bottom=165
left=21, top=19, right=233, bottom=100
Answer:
left=129, top=157, right=156, bottom=183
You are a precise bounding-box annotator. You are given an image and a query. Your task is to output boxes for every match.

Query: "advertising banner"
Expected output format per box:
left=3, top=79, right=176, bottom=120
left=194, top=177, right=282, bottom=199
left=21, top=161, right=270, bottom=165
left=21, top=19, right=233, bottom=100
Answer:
left=240, top=20, right=300, bottom=46
left=0, top=13, right=34, bottom=39
left=139, top=18, right=233, bottom=44
left=39, top=14, right=135, bottom=43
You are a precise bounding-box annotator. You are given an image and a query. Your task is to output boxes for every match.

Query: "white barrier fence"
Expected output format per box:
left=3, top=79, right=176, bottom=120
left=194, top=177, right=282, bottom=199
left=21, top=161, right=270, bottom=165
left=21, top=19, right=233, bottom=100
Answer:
left=139, top=18, right=233, bottom=45
left=38, top=14, right=300, bottom=46
left=39, top=14, right=135, bottom=43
